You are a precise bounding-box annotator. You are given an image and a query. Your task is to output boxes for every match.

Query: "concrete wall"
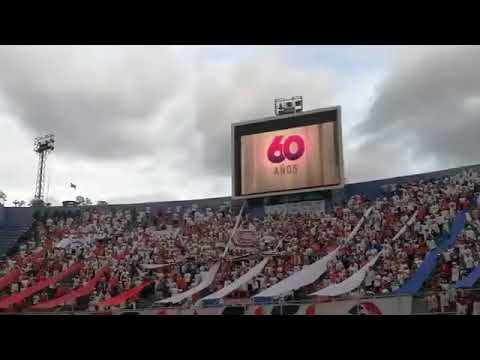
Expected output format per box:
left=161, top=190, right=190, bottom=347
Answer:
left=2, top=163, right=479, bottom=227
left=0, top=205, right=5, bottom=228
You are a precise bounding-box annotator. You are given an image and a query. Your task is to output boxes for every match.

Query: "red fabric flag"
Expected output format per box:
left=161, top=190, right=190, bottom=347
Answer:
left=0, top=268, right=21, bottom=291
left=97, top=281, right=151, bottom=307
left=0, top=262, right=84, bottom=309
left=233, top=230, right=256, bottom=248
left=31, top=266, right=110, bottom=310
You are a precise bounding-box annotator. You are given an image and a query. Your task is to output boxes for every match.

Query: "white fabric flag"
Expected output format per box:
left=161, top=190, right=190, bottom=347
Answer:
left=55, top=238, right=73, bottom=249
left=156, top=262, right=220, bottom=304
left=254, top=247, right=340, bottom=299
left=346, top=207, right=373, bottom=242
left=200, top=258, right=270, bottom=302
left=254, top=206, right=373, bottom=299
left=141, top=263, right=176, bottom=270
left=309, top=212, right=418, bottom=297
left=390, top=211, right=418, bottom=243
left=222, top=201, right=246, bottom=257
left=309, top=252, right=382, bottom=297
left=55, top=237, right=86, bottom=249
left=407, top=210, right=418, bottom=226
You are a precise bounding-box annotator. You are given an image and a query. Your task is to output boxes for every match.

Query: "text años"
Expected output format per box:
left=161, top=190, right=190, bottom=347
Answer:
left=274, top=164, right=298, bottom=176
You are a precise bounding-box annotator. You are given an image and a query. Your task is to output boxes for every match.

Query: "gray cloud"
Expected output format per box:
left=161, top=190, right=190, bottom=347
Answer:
left=355, top=46, right=480, bottom=172
left=0, top=46, right=337, bottom=181
left=192, top=53, right=335, bottom=176
left=2, top=45, right=417, bottom=206
left=0, top=46, right=184, bottom=159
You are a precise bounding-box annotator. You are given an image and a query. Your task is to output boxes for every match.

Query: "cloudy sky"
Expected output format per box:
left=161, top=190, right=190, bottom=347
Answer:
left=1, top=45, right=479, bottom=206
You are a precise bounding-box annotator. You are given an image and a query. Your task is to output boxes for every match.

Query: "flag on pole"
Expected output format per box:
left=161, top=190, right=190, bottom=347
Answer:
left=222, top=201, right=246, bottom=258
left=70, top=183, right=77, bottom=190
left=233, top=230, right=257, bottom=248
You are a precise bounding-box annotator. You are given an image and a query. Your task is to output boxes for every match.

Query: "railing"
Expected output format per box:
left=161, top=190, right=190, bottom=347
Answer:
left=1, top=287, right=478, bottom=315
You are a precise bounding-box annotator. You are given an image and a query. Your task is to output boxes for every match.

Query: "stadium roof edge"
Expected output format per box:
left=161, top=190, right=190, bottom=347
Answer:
left=3, top=162, right=480, bottom=209
left=346, top=162, right=480, bottom=188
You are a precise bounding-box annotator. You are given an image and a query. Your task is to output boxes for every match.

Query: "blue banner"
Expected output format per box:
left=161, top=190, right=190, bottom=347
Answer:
left=455, top=266, right=480, bottom=288
left=395, top=211, right=467, bottom=295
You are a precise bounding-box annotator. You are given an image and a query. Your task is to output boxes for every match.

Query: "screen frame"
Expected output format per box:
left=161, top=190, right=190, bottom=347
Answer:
left=231, top=106, right=344, bottom=200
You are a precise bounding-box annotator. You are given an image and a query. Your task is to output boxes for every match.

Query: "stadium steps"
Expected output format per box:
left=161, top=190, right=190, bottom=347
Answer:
left=394, top=211, right=467, bottom=296
left=0, top=225, right=32, bottom=258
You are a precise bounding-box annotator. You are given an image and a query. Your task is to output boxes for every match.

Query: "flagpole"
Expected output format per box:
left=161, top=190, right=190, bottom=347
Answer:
left=178, top=201, right=247, bottom=309
left=222, top=200, right=247, bottom=259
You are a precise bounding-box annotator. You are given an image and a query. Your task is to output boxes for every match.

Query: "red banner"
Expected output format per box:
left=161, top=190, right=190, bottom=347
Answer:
left=0, top=269, right=21, bottom=291
left=30, top=266, right=110, bottom=310
left=97, top=281, right=151, bottom=307
left=0, top=262, right=84, bottom=309
left=14, top=248, right=45, bottom=268
left=233, top=230, right=256, bottom=248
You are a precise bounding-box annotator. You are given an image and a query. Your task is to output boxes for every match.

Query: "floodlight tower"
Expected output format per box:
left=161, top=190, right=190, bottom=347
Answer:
left=274, top=96, right=303, bottom=116
left=33, top=134, right=55, bottom=204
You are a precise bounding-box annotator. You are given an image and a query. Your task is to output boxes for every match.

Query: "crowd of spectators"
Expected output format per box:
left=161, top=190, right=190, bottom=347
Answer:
left=422, top=193, right=480, bottom=314
left=362, top=169, right=480, bottom=296
left=1, top=168, right=480, bottom=313
left=0, top=206, right=236, bottom=311
left=211, top=196, right=367, bottom=299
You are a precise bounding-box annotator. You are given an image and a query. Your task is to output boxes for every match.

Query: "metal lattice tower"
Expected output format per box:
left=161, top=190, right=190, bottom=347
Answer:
left=33, top=134, right=55, bottom=201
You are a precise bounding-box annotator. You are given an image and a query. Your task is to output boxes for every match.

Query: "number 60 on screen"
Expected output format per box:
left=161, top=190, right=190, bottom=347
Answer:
left=267, top=135, right=305, bottom=164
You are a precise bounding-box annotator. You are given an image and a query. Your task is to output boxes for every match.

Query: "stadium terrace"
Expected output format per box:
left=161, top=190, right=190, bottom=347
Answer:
left=1, top=163, right=480, bottom=315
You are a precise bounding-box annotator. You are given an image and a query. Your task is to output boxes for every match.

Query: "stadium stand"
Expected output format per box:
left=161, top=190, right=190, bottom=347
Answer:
left=1, top=164, right=480, bottom=314
left=0, top=225, right=32, bottom=258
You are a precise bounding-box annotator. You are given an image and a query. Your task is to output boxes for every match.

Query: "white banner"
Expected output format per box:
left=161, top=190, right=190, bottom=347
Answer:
left=222, top=201, right=246, bottom=258
left=254, top=247, right=340, bottom=299
left=141, top=263, right=177, bottom=270
left=156, top=262, right=220, bottom=304
left=55, top=238, right=73, bottom=249
left=55, top=237, right=89, bottom=249
left=391, top=211, right=418, bottom=242
left=309, top=252, right=382, bottom=297
left=407, top=210, right=418, bottom=226
left=309, top=210, right=416, bottom=297
left=346, top=207, right=373, bottom=242
left=253, top=207, right=373, bottom=300
left=233, top=230, right=256, bottom=248
left=199, top=258, right=270, bottom=303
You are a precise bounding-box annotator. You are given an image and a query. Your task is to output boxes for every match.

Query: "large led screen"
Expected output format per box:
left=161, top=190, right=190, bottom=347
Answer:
left=232, top=107, right=343, bottom=199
